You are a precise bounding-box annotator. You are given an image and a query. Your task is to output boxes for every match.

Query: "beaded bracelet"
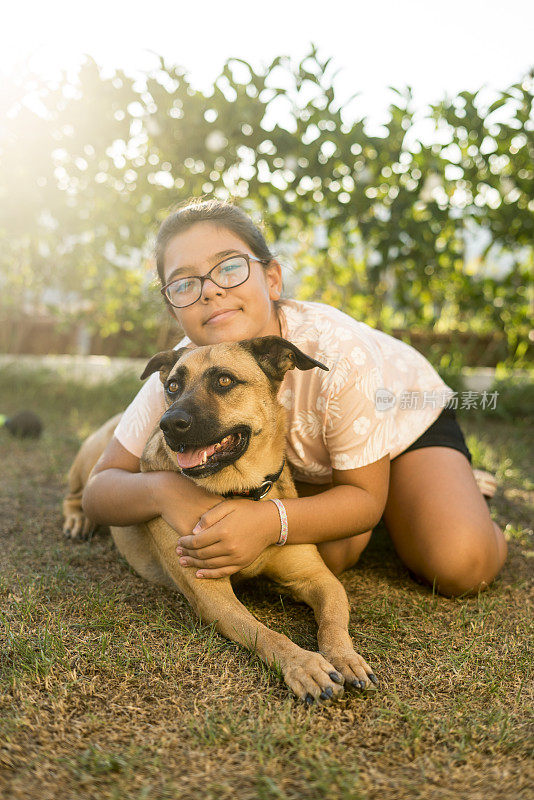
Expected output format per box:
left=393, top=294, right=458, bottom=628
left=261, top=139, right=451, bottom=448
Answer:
left=269, top=498, right=288, bottom=546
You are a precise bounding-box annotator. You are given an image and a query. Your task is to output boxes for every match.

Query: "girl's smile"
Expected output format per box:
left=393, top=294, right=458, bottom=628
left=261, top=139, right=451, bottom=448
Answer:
left=204, top=308, right=241, bottom=326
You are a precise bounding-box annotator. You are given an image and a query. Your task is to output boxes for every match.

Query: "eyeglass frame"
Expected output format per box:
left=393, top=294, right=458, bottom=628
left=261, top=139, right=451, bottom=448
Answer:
left=160, top=251, right=271, bottom=309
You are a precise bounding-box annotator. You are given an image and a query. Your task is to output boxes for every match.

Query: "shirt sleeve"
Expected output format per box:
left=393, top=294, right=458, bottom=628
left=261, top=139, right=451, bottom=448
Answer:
left=323, top=348, right=395, bottom=470
left=113, top=372, right=166, bottom=458
left=113, top=334, right=192, bottom=457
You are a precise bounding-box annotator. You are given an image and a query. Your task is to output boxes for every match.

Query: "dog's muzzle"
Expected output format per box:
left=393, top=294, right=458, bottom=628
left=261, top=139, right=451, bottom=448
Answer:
left=159, top=407, right=252, bottom=478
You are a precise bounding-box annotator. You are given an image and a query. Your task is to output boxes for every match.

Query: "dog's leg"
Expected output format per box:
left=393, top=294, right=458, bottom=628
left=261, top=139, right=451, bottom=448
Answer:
left=263, top=545, right=377, bottom=692
left=63, top=451, right=93, bottom=540
left=63, top=413, right=122, bottom=540
left=111, top=524, right=176, bottom=589
left=145, top=517, right=345, bottom=703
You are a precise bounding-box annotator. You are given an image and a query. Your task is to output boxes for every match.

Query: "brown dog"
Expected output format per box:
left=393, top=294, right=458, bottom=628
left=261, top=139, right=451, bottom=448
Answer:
left=63, top=335, right=377, bottom=703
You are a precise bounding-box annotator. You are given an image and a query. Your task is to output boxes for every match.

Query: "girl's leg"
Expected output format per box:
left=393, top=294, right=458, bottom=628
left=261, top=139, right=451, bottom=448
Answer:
left=296, top=452, right=506, bottom=588
left=317, top=532, right=373, bottom=577
left=382, top=446, right=507, bottom=597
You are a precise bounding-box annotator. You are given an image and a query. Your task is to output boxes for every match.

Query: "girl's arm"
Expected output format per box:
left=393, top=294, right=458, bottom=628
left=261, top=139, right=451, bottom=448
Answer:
left=277, top=453, right=390, bottom=544
left=82, top=436, right=224, bottom=537
left=176, top=454, right=391, bottom=577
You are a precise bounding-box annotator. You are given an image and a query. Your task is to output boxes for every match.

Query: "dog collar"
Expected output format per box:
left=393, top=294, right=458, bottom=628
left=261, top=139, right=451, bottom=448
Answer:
left=222, top=460, right=285, bottom=502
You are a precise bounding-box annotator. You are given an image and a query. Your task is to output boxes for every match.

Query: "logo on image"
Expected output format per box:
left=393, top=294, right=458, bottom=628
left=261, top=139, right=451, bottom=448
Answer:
left=375, top=388, right=396, bottom=411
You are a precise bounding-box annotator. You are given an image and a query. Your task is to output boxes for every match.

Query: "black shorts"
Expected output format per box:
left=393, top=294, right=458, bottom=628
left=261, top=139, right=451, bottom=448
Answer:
left=392, top=406, right=473, bottom=464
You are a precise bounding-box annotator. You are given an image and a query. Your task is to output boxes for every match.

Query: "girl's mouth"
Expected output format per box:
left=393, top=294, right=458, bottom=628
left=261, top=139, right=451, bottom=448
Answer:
left=205, top=308, right=241, bottom=325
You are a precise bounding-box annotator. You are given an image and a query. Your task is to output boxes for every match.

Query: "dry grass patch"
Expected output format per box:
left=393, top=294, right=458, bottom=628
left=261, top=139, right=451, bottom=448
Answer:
left=0, top=367, right=532, bottom=799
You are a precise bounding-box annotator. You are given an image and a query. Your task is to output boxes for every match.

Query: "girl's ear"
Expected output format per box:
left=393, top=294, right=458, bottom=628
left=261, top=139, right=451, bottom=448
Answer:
left=265, top=259, right=283, bottom=301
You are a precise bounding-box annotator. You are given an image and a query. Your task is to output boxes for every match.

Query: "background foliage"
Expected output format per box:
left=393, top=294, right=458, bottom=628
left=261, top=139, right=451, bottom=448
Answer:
left=1, top=47, right=532, bottom=366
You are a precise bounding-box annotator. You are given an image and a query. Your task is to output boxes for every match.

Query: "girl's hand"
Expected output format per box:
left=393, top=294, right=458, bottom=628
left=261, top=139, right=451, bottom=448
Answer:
left=176, top=498, right=280, bottom=579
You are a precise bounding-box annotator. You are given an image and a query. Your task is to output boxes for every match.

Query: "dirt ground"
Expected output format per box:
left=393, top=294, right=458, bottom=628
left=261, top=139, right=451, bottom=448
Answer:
left=0, top=368, right=532, bottom=800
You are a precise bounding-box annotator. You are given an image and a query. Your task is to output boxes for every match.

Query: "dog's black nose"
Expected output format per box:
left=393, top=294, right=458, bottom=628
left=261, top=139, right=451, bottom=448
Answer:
left=160, top=408, right=193, bottom=434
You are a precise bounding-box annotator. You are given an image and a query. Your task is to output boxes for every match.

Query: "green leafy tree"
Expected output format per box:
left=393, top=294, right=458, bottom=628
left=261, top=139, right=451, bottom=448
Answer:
left=0, top=50, right=531, bottom=366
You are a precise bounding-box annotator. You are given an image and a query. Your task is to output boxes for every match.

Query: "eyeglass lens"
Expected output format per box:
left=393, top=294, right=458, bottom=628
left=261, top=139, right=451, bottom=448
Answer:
left=165, top=255, right=250, bottom=307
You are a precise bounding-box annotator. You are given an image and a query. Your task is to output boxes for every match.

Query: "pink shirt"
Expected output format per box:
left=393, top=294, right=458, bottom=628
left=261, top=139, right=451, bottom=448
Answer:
left=114, top=299, right=454, bottom=483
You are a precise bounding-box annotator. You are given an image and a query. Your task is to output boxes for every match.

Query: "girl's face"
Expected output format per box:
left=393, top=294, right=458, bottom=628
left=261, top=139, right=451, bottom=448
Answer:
left=162, top=222, right=283, bottom=346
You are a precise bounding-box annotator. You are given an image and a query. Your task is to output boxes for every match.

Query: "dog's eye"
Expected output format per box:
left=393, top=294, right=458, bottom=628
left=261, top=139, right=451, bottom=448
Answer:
left=218, top=375, right=234, bottom=387
left=167, top=380, right=180, bottom=393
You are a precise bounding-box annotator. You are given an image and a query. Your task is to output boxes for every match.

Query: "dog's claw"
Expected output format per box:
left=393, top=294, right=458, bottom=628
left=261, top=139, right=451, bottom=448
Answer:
left=368, top=673, right=378, bottom=685
left=319, top=687, right=333, bottom=701
left=305, top=693, right=315, bottom=706
left=329, top=671, right=343, bottom=684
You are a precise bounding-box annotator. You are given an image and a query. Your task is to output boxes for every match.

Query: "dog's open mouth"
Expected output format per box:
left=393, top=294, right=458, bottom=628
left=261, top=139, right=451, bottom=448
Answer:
left=173, top=425, right=250, bottom=477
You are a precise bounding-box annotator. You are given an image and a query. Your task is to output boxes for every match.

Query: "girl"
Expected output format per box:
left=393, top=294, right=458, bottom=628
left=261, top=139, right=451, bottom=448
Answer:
left=82, top=199, right=507, bottom=597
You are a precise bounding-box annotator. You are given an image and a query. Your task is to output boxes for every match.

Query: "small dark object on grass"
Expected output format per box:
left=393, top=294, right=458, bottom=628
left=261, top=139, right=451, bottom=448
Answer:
left=1, top=411, right=43, bottom=439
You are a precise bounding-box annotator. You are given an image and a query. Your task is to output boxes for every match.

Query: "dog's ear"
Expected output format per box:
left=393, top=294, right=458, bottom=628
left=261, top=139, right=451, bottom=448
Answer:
left=242, top=336, right=328, bottom=384
left=140, top=348, right=188, bottom=381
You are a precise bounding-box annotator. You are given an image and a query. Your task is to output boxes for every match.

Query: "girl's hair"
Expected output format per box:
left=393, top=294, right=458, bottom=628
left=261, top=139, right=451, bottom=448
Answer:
left=155, top=198, right=276, bottom=291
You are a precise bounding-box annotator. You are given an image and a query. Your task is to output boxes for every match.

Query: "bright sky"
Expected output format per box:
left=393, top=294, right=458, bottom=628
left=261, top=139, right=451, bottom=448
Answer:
left=2, top=0, right=533, bottom=129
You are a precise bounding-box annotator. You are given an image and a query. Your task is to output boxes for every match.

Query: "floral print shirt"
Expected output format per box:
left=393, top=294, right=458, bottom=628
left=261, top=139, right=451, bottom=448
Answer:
left=114, top=299, right=454, bottom=483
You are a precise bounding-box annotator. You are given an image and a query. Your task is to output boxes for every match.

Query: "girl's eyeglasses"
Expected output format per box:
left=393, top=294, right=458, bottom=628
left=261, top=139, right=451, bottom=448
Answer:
left=161, top=252, right=269, bottom=308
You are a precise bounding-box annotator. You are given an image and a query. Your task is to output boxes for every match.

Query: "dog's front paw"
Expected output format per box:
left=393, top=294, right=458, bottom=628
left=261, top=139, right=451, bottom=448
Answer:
left=321, top=648, right=378, bottom=693
left=283, top=649, right=345, bottom=705
left=62, top=511, right=95, bottom=541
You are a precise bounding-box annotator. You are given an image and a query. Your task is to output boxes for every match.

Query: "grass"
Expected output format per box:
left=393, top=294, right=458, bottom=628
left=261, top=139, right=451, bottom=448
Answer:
left=0, top=365, right=532, bottom=799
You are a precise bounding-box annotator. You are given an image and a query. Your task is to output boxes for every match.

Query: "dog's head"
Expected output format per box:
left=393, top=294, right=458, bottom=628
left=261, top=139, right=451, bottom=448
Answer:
left=140, top=336, right=328, bottom=492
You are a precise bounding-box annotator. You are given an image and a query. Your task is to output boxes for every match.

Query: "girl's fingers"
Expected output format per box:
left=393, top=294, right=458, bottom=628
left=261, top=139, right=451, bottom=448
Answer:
left=193, top=501, right=234, bottom=532
left=195, top=565, right=239, bottom=579
left=177, top=529, right=221, bottom=550
left=179, top=555, right=237, bottom=570
left=177, top=542, right=227, bottom=560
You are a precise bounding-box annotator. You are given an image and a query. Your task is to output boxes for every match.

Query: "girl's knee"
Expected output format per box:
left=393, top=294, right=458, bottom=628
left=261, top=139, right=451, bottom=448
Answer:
left=423, top=570, right=490, bottom=598
left=416, top=521, right=507, bottom=597
left=318, top=530, right=372, bottom=576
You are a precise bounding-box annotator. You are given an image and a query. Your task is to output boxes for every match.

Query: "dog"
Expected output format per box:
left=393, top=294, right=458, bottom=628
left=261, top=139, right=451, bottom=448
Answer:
left=63, top=335, right=377, bottom=703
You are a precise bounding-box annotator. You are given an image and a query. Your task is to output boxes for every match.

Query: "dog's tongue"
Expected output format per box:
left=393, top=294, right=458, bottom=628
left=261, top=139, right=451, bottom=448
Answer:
left=176, top=442, right=218, bottom=469
left=175, top=433, right=238, bottom=469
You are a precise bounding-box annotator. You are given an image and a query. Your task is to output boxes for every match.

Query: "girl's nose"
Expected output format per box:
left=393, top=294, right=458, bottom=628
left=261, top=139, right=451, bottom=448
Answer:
left=201, top=277, right=226, bottom=301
